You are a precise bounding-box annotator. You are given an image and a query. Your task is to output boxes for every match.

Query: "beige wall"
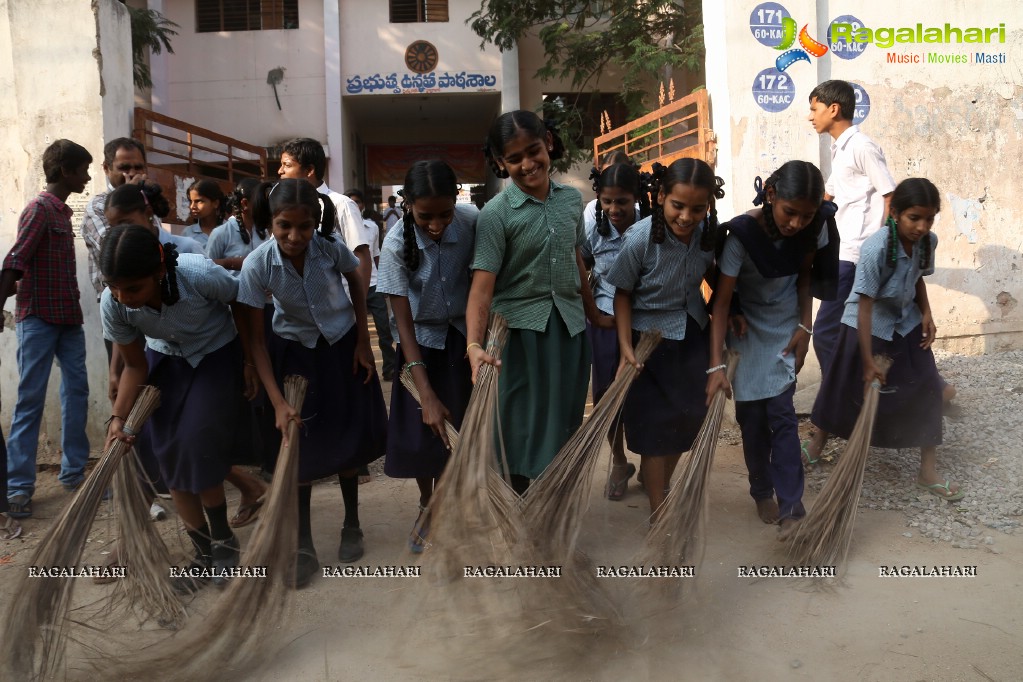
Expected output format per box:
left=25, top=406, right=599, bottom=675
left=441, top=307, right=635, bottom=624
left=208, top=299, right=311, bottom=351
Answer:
left=704, top=0, right=1022, bottom=353
left=0, top=0, right=133, bottom=442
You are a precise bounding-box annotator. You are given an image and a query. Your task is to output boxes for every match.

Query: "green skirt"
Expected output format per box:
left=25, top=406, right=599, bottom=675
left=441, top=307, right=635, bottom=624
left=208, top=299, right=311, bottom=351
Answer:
left=497, top=310, right=590, bottom=479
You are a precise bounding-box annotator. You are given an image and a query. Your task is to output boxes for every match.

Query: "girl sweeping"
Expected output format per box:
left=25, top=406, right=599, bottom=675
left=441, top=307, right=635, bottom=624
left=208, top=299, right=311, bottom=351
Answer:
left=468, top=110, right=602, bottom=495
left=238, top=178, right=387, bottom=588
left=102, top=226, right=258, bottom=590
left=581, top=162, right=649, bottom=500
left=185, top=179, right=228, bottom=249
left=607, top=159, right=723, bottom=519
left=810, top=178, right=961, bottom=500
left=377, top=160, right=478, bottom=551
left=706, top=160, right=832, bottom=538
left=206, top=178, right=269, bottom=273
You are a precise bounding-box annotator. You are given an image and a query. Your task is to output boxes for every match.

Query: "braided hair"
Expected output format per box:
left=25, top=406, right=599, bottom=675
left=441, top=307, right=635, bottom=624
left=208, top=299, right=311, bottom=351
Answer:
left=107, top=181, right=171, bottom=220
left=100, top=225, right=181, bottom=305
left=886, top=177, right=940, bottom=269
left=227, top=178, right=264, bottom=244
left=399, top=160, right=459, bottom=272
left=187, top=179, right=227, bottom=225
left=483, top=110, right=565, bottom=179
left=649, top=159, right=726, bottom=250
left=752, top=160, right=825, bottom=251
left=591, top=162, right=646, bottom=238
left=250, top=178, right=336, bottom=243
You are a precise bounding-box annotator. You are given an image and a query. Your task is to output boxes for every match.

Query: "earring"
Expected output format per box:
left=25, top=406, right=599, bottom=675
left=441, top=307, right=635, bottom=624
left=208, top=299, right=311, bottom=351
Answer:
left=547, top=145, right=553, bottom=151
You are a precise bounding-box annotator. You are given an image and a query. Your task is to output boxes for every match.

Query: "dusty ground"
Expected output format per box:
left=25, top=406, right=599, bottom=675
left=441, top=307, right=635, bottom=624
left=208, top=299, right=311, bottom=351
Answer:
left=2, top=430, right=1020, bottom=682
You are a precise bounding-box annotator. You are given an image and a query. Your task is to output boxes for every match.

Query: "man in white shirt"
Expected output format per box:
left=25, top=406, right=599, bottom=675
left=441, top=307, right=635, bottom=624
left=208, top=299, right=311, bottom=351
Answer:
left=277, top=138, right=373, bottom=295
left=345, top=189, right=396, bottom=380
left=382, top=195, right=402, bottom=234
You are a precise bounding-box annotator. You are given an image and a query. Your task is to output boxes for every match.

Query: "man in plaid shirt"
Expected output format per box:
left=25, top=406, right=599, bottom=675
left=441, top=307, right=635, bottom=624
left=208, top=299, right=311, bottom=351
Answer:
left=1, top=139, right=93, bottom=518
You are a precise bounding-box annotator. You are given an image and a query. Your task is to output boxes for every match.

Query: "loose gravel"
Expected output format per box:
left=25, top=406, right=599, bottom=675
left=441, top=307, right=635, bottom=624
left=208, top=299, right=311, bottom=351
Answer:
left=800, top=349, right=1023, bottom=549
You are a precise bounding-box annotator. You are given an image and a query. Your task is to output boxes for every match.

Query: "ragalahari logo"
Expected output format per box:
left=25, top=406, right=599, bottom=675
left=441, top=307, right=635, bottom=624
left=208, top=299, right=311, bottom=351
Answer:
left=773, top=17, right=829, bottom=71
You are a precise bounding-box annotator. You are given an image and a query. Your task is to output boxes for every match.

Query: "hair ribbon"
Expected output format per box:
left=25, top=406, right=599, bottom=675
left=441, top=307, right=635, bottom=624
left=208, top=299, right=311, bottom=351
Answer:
left=752, top=177, right=766, bottom=206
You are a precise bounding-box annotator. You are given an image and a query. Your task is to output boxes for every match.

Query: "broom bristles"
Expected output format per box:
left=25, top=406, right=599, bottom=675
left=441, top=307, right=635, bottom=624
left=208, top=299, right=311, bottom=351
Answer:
left=786, top=355, right=893, bottom=569
left=101, top=375, right=308, bottom=681
left=634, top=350, right=739, bottom=586
left=0, top=386, right=161, bottom=680
left=110, top=446, right=187, bottom=628
left=524, top=331, right=663, bottom=561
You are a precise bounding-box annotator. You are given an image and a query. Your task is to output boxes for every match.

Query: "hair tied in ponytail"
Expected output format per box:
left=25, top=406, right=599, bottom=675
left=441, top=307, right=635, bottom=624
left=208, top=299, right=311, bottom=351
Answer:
left=752, top=177, right=767, bottom=206
left=713, top=177, right=726, bottom=201
left=818, top=199, right=838, bottom=219
left=588, top=166, right=601, bottom=193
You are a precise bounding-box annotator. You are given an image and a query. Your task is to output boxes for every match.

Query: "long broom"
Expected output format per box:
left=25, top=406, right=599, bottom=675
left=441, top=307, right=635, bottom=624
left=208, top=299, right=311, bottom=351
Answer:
left=102, top=375, right=308, bottom=681
left=523, top=331, right=662, bottom=561
left=634, top=350, right=739, bottom=585
left=0, top=385, right=162, bottom=681
left=786, top=355, right=893, bottom=569
left=109, top=446, right=187, bottom=629
left=399, top=367, right=520, bottom=548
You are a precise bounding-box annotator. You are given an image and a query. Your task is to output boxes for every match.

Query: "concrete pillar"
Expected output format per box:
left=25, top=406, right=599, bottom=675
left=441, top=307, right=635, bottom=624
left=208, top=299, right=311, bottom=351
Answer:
left=500, top=44, right=520, bottom=113
left=324, top=0, right=344, bottom=187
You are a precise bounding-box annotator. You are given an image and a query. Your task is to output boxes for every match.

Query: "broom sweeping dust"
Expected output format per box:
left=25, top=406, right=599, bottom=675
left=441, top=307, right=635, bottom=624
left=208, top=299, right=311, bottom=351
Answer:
left=632, top=350, right=739, bottom=604
left=785, top=355, right=893, bottom=571
left=101, top=375, right=308, bottom=681
left=0, top=385, right=162, bottom=681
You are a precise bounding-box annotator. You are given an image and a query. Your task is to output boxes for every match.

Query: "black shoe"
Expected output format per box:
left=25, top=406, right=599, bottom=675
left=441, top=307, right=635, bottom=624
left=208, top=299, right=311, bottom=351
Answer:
left=292, top=538, right=319, bottom=589
left=382, top=369, right=394, bottom=382
left=210, top=534, right=240, bottom=587
left=6, top=494, right=32, bottom=519
left=338, top=527, right=364, bottom=563
left=172, top=552, right=212, bottom=595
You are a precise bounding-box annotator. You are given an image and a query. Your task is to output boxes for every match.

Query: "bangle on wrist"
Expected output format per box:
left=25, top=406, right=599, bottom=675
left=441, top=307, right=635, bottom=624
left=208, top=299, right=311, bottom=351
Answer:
left=798, top=323, right=812, bottom=335
left=105, top=414, right=125, bottom=427
left=403, top=360, right=426, bottom=373
left=466, top=342, right=483, bottom=353
left=706, top=364, right=727, bottom=375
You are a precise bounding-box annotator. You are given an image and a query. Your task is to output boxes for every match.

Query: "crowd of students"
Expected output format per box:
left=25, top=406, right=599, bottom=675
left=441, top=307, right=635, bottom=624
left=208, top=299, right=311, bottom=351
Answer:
left=0, top=79, right=961, bottom=573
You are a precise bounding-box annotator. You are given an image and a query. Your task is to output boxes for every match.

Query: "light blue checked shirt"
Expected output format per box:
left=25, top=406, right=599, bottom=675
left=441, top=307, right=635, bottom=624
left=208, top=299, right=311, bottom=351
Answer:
left=581, top=215, right=626, bottom=316
left=604, top=217, right=714, bottom=341
left=237, top=234, right=361, bottom=348
left=719, top=227, right=829, bottom=402
left=206, top=217, right=270, bottom=276
left=377, top=204, right=477, bottom=350
left=842, top=228, right=938, bottom=340
left=183, top=222, right=224, bottom=251
left=101, top=254, right=239, bottom=367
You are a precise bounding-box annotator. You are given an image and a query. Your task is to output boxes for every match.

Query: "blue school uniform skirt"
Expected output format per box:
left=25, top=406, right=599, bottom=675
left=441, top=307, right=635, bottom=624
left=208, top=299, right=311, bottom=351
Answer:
left=586, top=320, right=619, bottom=405
left=271, top=328, right=387, bottom=482
left=498, top=309, right=590, bottom=480
left=137, top=338, right=242, bottom=493
left=622, top=317, right=710, bottom=457
left=384, top=326, right=473, bottom=479
left=812, top=323, right=943, bottom=448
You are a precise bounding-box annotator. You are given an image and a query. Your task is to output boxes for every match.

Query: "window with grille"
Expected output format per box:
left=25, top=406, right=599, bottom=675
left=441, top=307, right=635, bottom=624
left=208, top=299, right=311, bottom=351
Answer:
left=389, top=0, right=449, bottom=23
left=196, top=0, right=299, bottom=32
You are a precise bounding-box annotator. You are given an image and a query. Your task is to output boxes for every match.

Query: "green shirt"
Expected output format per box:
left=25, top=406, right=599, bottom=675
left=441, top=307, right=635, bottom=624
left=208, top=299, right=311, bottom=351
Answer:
left=472, top=180, right=586, bottom=335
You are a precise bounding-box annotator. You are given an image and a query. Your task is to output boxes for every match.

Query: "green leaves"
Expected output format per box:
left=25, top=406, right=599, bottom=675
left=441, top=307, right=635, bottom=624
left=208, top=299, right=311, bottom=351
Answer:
left=120, top=1, right=179, bottom=90
left=469, top=0, right=704, bottom=168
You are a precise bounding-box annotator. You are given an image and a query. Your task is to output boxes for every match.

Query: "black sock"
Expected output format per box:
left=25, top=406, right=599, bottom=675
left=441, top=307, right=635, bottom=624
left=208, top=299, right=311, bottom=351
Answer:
left=186, top=524, right=212, bottom=558
left=204, top=502, right=232, bottom=542
left=298, top=485, right=313, bottom=541
left=510, top=474, right=530, bottom=496
left=339, top=474, right=359, bottom=529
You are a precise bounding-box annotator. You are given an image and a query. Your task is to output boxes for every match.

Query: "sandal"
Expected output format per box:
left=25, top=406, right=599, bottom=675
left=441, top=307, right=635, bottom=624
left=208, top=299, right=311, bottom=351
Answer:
left=6, top=494, right=31, bottom=519
left=605, top=463, right=636, bottom=501
left=229, top=496, right=265, bottom=528
left=1, top=513, right=22, bottom=540
left=408, top=505, right=430, bottom=554
left=916, top=480, right=964, bottom=502
left=800, top=440, right=821, bottom=469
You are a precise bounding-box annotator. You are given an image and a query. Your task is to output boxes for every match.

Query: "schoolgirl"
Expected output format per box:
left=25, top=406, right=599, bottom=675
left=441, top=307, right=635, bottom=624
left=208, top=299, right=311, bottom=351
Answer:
left=377, top=160, right=478, bottom=551
left=206, top=177, right=269, bottom=273
left=105, top=181, right=204, bottom=255
left=237, top=178, right=387, bottom=588
left=607, top=159, right=723, bottom=518
left=811, top=178, right=961, bottom=500
left=102, top=226, right=257, bottom=590
left=185, top=179, right=227, bottom=249
left=706, top=160, right=832, bottom=538
left=581, top=162, right=649, bottom=500
left=467, top=110, right=599, bottom=495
